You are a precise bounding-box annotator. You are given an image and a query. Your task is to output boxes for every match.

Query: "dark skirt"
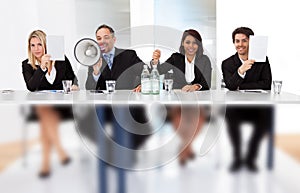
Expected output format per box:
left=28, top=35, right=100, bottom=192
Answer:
left=24, top=105, right=73, bottom=121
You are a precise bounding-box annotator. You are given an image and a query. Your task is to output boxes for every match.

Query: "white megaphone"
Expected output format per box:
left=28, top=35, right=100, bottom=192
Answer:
left=74, top=38, right=101, bottom=66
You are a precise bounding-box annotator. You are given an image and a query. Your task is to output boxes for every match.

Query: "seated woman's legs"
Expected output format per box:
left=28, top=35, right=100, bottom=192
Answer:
left=39, top=124, right=51, bottom=174
left=170, top=107, right=205, bottom=165
left=36, top=106, right=69, bottom=176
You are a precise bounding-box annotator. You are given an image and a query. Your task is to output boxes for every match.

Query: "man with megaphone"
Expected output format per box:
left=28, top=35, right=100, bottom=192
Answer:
left=86, top=24, right=144, bottom=91
left=83, top=24, right=152, bottom=193
left=85, top=24, right=151, bottom=149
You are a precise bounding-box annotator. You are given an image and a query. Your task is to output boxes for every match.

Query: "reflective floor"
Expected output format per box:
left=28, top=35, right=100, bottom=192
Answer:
left=1, top=122, right=300, bottom=193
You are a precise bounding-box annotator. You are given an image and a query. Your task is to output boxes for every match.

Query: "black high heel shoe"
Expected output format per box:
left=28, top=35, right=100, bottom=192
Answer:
left=179, top=149, right=189, bottom=167
left=179, top=158, right=187, bottom=166
left=61, top=157, right=71, bottom=166
left=38, top=170, right=51, bottom=179
left=189, top=152, right=196, bottom=160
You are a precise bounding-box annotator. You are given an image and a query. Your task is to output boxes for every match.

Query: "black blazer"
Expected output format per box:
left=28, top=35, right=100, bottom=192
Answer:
left=84, top=47, right=149, bottom=149
left=222, top=53, right=273, bottom=124
left=22, top=55, right=77, bottom=119
left=85, top=48, right=144, bottom=90
left=157, top=53, right=209, bottom=90
left=22, top=56, right=78, bottom=91
left=221, top=52, right=272, bottom=90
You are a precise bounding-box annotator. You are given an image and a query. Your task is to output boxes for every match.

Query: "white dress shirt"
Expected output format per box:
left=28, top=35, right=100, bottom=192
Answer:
left=185, top=55, right=196, bottom=84
left=238, top=57, right=246, bottom=79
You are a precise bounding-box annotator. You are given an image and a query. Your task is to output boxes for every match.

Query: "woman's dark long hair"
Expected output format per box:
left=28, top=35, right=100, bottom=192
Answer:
left=179, top=29, right=204, bottom=59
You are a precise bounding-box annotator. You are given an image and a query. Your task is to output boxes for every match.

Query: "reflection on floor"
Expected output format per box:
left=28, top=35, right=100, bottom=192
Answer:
left=0, top=139, right=38, bottom=172
left=276, top=134, right=300, bottom=162
left=1, top=123, right=300, bottom=193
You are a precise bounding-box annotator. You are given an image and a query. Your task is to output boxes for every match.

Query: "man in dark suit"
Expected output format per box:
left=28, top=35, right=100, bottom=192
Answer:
left=221, top=27, right=273, bottom=172
left=85, top=24, right=150, bottom=150
left=85, top=26, right=142, bottom=90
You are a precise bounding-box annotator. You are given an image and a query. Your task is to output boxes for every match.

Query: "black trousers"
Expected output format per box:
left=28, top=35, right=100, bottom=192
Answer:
left=225, top=106, right=274, bottom=163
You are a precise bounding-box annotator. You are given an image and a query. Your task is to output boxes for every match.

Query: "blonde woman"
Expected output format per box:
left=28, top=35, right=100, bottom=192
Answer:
left=22, top=30, right=78, bottom=178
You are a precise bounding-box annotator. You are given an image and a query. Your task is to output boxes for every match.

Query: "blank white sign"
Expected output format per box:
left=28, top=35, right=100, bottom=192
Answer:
left=47, top=35, right=65, bottom=61
left=248, top=35, right=268, bottom=62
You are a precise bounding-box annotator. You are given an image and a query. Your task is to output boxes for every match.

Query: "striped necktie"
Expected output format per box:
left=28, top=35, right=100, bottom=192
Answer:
left=104, top=54, right=113, bottom=69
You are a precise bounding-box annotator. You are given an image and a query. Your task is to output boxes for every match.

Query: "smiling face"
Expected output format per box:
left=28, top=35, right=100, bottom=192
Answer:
left=30, top=37, right=45, bottom=60
left=234, top=33, right=249, bottom=58
left=96, top=27, right=116, bottom=53
left=182, top=35, right=199, bottom=58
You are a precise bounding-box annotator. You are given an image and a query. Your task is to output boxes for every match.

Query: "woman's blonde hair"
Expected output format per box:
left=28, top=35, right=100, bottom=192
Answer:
left=27, top=30, right=47, bottom=69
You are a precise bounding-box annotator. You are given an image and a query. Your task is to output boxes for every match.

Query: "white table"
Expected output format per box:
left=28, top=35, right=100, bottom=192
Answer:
left=2, top=89, right=300, bottom=105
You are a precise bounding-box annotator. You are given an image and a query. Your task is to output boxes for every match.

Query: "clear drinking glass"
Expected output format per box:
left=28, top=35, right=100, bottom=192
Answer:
left=62, top=80, right=72, bottom=94
left=106, top=80, right=116, bottom=93
left=164, top=79, right=173, bottom=94
left=273, top=80, right=282, bottom=94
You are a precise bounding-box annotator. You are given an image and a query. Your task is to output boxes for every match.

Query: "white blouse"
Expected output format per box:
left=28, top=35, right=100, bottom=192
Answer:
left=185, top=55, right=196, bottom=84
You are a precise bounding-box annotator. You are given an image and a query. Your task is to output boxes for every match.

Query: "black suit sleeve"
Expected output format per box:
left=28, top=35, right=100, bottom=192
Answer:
left=64, top=56, right=78, bottom=86
left=192, top=70, right=209, bottom=90
left=128, top=51, right=144, bottom=87
left=22, top=61, right=47, bottom=91
left=221, top=60, right=245, bottom=90
left=156, top=55, right=175, bottom=75
left=85, top=66, right=98, bottom=90
left=200, top=55, right=212, bottom=88
left=239, top=57, right=272, bottom=90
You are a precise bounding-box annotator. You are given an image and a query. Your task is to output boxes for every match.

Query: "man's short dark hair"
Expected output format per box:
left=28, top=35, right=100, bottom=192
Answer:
left=95, top=24, right=115, bottom=36
left=232, top=27, right=254, bottom=43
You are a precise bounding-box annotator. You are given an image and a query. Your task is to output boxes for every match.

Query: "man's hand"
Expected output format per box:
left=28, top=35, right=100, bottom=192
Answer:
left=238, top=59, right=255, bottom=75
left=93, top=58, right=103, bottom=76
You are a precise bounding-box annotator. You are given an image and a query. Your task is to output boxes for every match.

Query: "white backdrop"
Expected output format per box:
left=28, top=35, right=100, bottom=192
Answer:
left=217, top=0, right=300, bottom=133
left=0, top=0, right=77, bottom=90
left=0, top=0, right=131, bottom=90
left=0, top=0, right=299, bottom=142
left=0, top=0, right=299, bottom=91
left=217, top=0, right=300, bottom=93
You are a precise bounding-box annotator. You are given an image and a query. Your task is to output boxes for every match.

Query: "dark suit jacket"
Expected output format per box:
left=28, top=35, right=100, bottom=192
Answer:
left=221, top=52, right=272, bottom=90
left=84, top=47, right=149, bottom=149
left=22, top=55, right=77, bottom=119
left=22, top=56, right=78, bottom=91
left=85, top=48, right=143, bottom=90
left=221, top=52, right=273, bottom=125
left=157, top=53, right=210, bottom=90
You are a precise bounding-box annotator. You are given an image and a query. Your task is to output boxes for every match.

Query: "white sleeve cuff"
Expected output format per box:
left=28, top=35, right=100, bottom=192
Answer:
left=238, top=70, right=246, bottom=78
left=45, top=66, right=56, bottom=84
left=195, top=84, right=202, bottom=91
left=41, top=67, right=47, bottom=72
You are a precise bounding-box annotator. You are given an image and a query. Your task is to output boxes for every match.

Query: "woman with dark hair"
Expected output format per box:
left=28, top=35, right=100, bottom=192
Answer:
left=152, top=29, right=212, bottom=166
left=178, top=29, right=211, bottom=88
